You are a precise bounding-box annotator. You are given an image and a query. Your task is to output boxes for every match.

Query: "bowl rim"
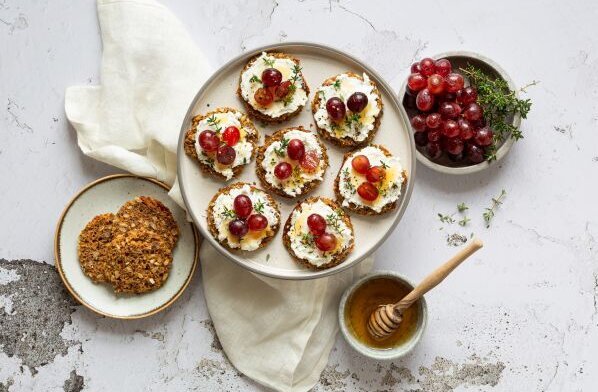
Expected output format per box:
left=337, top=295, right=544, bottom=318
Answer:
left=398, top=50, right=521, bottom=175
left=338, top=270, right=428, bottom=360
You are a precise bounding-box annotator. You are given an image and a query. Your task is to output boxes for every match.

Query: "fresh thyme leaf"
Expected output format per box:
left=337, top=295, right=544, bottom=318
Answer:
left=457, top=202, right=469, bottom=212
left=206, top=115, right=222, bottom=132
left=221, top=206, right=236, bottom=219
left=301, top=233, right=315, bottom=246
left=438, top=213, right=455, bottom=224
left=483, top=189, right=507, bottom=228
left=344, top=113, right=360, bottom=128
left=263, top=57, right=275, bottom=67
left=266, top=254, right=270, bottom=262
left=274, top=138, right=290, bottom=157
left=249, top=75, right=261, bottom=83
left=333, top=79, right=341, bottom=90
left=342, top=168, right=356, bottom=194
left=380, top=160, right=390, bottom=169
left=458, top=217, right=470, bottom=227
left=254, top=199, right=265, bottom=214
left=291, top=64, right=302, bottom=84
left=282, top=84, right=297, bottom=107
left=325, top=212, right=343, bottom=234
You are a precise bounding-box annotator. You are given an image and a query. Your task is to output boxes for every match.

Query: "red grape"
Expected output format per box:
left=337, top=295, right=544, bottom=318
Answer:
left=445, top=73, right=465, bottom=93
left=426, top=142, right=442, bottom=159
left=247, top=214, right=268, bottom=231
left=439, top=102, right=457, bottom=119
left=435, top=59, right=452, bottom=77
left=416, top=88, right=435, bottom=112
left=307, top=214, right=326, bottom=236
left=414, top=131, right=428, bottom=147
left=366, top=166, right=385, bottom=183
left=233, top=194, right=252, bottom=218
left=456, top=86, right=478, bottom=105
left=426, top=113, right=442, bottom=129
left=274, top=80, right=292, bottom=99
left=440, top=92, right=457, bottom=103
left=199, top=130, right=219, bottom=152
left=287, top=139, right=305, bottom=160
left=410, top=62, right=421, bottom=73
left=410, top=115, right=427, bottom=132
left=216, top=145, right=236, bottom=165
left=299, top=150, right=320, bottom=172
left=326, top=97, right=346, bottom=121
left=315, top=233, right=337, bottom=252
left=347, top=92, right=368, bottom=113
left=466, top=143, right=485, bottom=163
left=445, top=138, right=464, bottom=155
left=474, top=126, right=494, bottom=146
left=463, top=103, right=483, bottom=122
left=351, top=155, right=370, bottom=174
left=458, top=118, right=474, bottom=140
left=419, top=58, right=436, bottom=77
left=262, top=68, right=282, bottom=87
left=427, top=129, right=441, bottom=142
left=407, top=73, right=427, bottom=92
left=274, top=162, right=292, bottom=179
left=441, top=120, right=460, bottom=138
left=357, top=182, right=379, bottom=201
left=229, top=219, right=248, bottom=237
left=222, top=126, right=240, bottom=146
left=254, top=88, right=273, bottom=106
left=427, top=74, right=445, bottom=95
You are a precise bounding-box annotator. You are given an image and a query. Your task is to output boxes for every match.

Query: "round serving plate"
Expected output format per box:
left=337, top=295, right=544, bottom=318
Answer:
left=54, top=174, right=200, bottom=319
left=177, top=42, right=415, bottom=280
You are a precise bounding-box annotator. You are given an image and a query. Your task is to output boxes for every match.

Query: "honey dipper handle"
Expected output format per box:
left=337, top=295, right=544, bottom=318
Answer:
left=394, top=238, right=484, bottom=311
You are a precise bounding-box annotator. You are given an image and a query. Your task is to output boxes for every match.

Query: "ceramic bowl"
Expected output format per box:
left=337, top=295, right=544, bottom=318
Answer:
left=399, top=51, right=521, bottom=175
left=338, top=271, right=427, bottom=360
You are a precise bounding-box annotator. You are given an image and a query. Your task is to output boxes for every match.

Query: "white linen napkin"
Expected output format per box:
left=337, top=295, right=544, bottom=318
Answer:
left=65, top=1, right=373, bottom=391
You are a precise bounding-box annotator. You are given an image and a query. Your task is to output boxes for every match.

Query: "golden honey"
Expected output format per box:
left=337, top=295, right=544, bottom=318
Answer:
left=345, top=277, right=420, bottom=349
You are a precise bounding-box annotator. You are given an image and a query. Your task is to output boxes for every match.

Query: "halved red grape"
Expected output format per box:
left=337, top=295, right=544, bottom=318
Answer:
left=426, top=142, right=442, bottom=159
left=300, top=150, right=320, bottom=172
left=247, top=214, right=268, bottom=231
left=427, top=129, right=441, bottom=142
left=416, top=89, right=435, bottom=112
left=456, top=86, right=478, bottom=105
left=427, top=74, right=445, bottom=95
left=254, top=88, right=273, bottom=106
left=287, top=139, right=305, bottom=160
left=441, top=120, right=460, bottom=138
left=229, top=219, right=248, bottom=237
left=419, top=58, right=436, bottom=77
left=445, top=138, right=464, bottom=155
left=326, top=97, right=346, bottom=121
left=410, top=62, right=421, bottom=73
left=216, top=145, right=236, bottom=165
left=315, top=233, right=337, bottom=252
left=458, top=118, right=474, bottom=140
left=466, top=143, right=485, bottom=163
left=199, top=130, right=219, bottom=152
left=274, top=162, right=292, bottom=179
left=435, top=59, right=452, bottom=77
left=222, top=126, right=240, bottom=146
left=410, top=115, right=427, bottom=132
left=407, top=73, right=427, bottom=92
left=351, top=155, right=370, bottom=174
left=307, top=213, right=326, bottom=236
left=357, top=182, right=378, bottom=201
left=366, top=166, right=385, bottom=183
left=426, top=113, right=442, bottom=129
left=414, top=131, right=428, bottom=147
left=474, top=126, right=494, bottom=146
left=347, top=92, right=368, bottom=113
left=262, top=68, right=282, bottom=87
left=445, top=73, right=465, bottom=93
left=233, top=194, right=252, bottom=218
left=274, top=80, right=292, bottom=100
left=463, top=103, right=483, bottom=122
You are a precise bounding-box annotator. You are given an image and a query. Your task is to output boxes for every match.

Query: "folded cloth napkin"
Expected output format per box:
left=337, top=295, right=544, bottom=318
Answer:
left=65, top=1, right=373, bottom=391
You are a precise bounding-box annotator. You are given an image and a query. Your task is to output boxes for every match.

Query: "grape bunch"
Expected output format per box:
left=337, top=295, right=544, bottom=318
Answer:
left=405, top=58, right=493, bottom=164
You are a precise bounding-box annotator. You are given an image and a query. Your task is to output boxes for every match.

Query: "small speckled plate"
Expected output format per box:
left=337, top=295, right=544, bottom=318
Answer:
left=177, top=42, right=416, bottom=280
left=54, top=174, right=200, bottom=319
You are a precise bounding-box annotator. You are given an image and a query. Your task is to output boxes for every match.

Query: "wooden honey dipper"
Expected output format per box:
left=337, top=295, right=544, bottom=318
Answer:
left=367, top=238, right=484, bottom=340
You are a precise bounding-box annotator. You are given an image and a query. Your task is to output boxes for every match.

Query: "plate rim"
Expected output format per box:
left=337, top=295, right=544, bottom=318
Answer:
left=53, top=174, right=200, bottom=319
left=177, top=41, right=416, bottom=280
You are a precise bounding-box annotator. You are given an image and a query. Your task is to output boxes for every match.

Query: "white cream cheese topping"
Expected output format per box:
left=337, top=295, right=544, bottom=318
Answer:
left=240, top=52, right=308, bottom=118
left=338, top=146, right=405, bottom=213
left=211, top=184, right=279, bottom=251
left=288, top=199, right=353, bottom=267
left=313, top=73, right=381, bottom=142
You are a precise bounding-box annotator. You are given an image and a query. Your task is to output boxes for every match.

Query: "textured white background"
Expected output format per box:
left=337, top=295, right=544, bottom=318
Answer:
left=1, top=0, right=597, bottom=391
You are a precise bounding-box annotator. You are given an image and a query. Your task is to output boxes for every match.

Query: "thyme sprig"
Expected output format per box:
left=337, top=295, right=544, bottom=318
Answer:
left=206, top=115, right=222, bottom=133
left=457, top=202, right=468, bottom=212
left=263, top=57, right=275, bottom=67
left=254, top=200, right=265, bottom=214
left=220, top=206, right=236, bottom=219
left=274, top=138, right=290, bottom=157
left=249, top=75, right=261, bottom=83
left=325, top=212, right=344, bottom=234
left=438, top=213, right=455, bottom=224
left=483, top=189, right=507, bottom=228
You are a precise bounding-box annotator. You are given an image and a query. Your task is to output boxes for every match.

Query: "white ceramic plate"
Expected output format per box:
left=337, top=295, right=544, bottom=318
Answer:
left=54, top=175, right=199, bottom=319
left=178, top=42, right=415, bottom=280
